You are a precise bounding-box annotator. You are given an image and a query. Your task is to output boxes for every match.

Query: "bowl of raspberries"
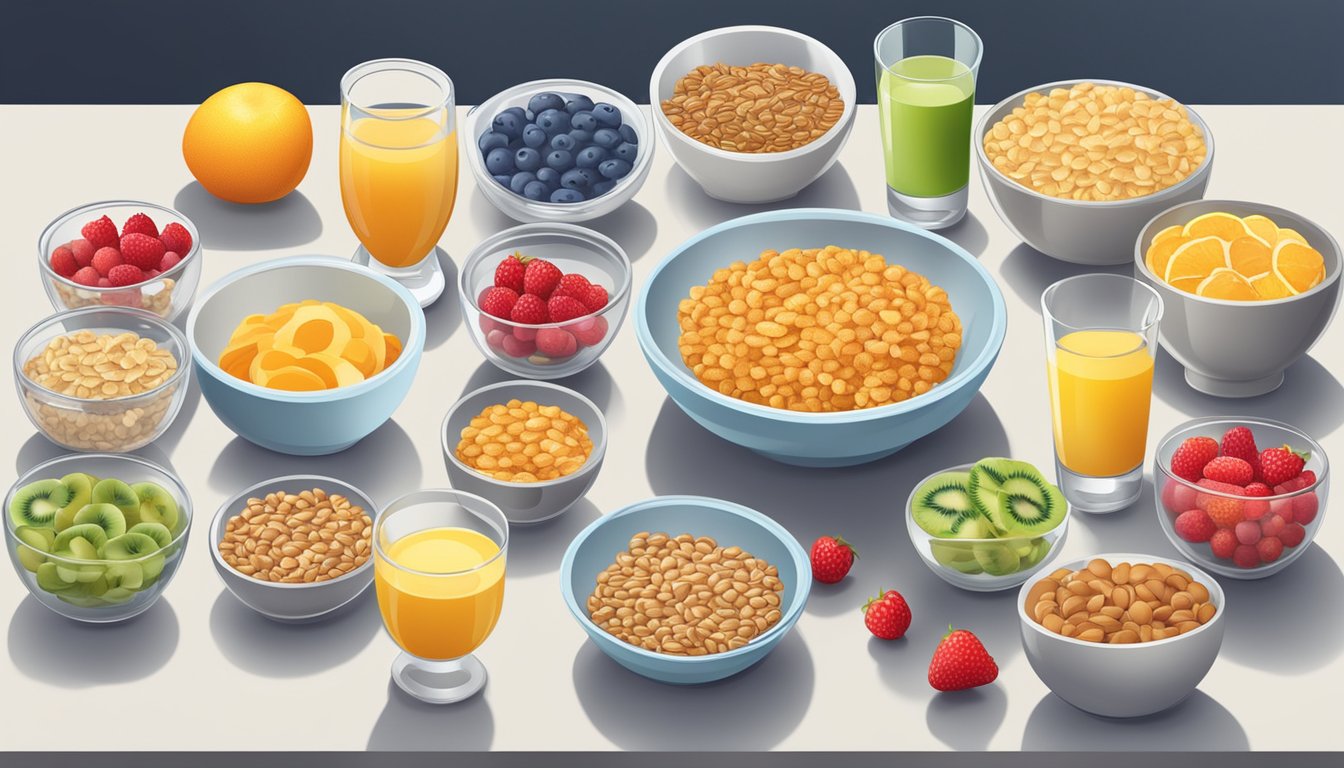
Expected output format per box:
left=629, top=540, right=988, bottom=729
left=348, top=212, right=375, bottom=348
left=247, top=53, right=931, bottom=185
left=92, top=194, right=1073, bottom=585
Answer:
left=1155, top=416, right=1328, bottom=579
left=458, top=222, right=631, bottom=379
left=38, top=201, right=202, bottom=321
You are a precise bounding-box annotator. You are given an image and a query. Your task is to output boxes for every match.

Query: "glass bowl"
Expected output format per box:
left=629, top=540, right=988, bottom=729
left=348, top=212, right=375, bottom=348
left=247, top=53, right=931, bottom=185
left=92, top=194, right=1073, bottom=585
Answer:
left=5, top=453, right=193, bottom=623
left=1154, top=416, right=1328, bottom=579
left=37, top=200, right=203, bottom=322
left=458, top=222, right=632, bottom=379
left=13, top=307, right=192, bottom=453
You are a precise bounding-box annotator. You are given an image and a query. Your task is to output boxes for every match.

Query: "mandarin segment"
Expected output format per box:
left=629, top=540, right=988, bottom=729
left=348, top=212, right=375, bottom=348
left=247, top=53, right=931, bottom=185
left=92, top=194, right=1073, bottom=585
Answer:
left=1227, top=237, right=1272, bottom=277
left=1182, top=212, right=1249, bottom=242
left=1273, top=240, right=1327, bottom=293
left=1196, top=268, right=1258, bottom=301
left=1147, top=211, right=1326, bottom=301
left=1164, top=237, right=1228, bottom=283
left=1241, top=214, right=1279, bottom=246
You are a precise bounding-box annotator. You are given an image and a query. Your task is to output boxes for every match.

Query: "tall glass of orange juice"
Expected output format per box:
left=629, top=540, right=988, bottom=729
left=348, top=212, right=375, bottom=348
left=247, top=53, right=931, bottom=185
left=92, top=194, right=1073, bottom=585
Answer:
left=1043, top=274, right=1164, bottom=513
left=340, top=59, right=458, bottom=307
left=373, top=489, right=507, bottom=704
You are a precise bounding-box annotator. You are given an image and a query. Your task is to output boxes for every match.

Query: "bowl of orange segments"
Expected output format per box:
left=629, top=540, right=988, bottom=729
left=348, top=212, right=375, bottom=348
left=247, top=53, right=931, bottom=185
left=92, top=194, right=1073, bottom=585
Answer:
left=1136, top=200, right=1340, bottom=397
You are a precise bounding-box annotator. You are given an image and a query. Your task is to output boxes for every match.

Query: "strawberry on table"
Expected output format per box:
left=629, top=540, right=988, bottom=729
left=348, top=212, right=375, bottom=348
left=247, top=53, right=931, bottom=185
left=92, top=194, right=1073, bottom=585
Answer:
left=809, top=535, right=856, bottom=583
left=494, top=253, right=525, bottom=292
left=1171, top=436, right=1219, bottom=482
left=1260, top=445, right=1308, bottom=487
left=928, top=627, right=998, bottom=692
left=863, top=589, right=910, bottom=640
left=121, top=212, right=159, bottom=238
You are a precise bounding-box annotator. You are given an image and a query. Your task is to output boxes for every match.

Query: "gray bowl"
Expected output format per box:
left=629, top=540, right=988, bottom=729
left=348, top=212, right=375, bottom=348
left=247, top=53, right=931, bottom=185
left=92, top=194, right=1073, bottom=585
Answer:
left=441, top=380, right=607, bottom=524
left=209, top=475, right=376, bottom=623
left=975, top=79, right=1213, bottom=266
left=1135, top=200, right=1342, bottom=397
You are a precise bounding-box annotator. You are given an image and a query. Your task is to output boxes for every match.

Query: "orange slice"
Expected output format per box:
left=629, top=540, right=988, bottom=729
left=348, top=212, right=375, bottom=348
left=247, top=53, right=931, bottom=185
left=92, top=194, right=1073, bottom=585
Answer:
left=1164, top=236, right=1229, bottom=288
left=384, top=334, right=403, bottom=367
left=1182, top=212, right=1250, bottom=242
left=1146, top=235, right=1189, bottom=277
left=1227, top=237, right=1272, bottom=278
left=1241, top=214, right=1278, bottom=247
left=1197, top=268, right=1258, bottom=301
left=292, top=353, right=365, bottom=389
left=1273, top=240, right=1327, bottom=293
left=1277, top=227, right=1309, bottom=246
left=274, top=305, right=352, bottom=356
left=1250, top=271, right=1295, bottom=300
left=1152, top=225, right=1184, bottom=245
left=259, top=366, right=327, bottom=392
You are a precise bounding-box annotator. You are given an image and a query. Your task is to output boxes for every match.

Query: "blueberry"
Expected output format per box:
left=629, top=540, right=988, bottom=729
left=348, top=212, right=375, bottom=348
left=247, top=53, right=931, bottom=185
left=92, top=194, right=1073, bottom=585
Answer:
left=522, top=124, right=547, bottom=148
left=618, top=123, right=639, bottom=144
left=592, top=128, right=622, bottom=149
left=561, top=168, right=595, bottom=191
left=598, top=158, right=632, bottom=180
left=514, top=147, right=543, bottom=172
left=492, top=174, right=512, bottom=187
left=571, top=110, right=598, bottom=133
left=485, top=147, right=516, bottom=175
left=535, top=108, right=572, bottom=136
left=563, top=94, right=595, bottom=115
left=549, top=132, right=577, bottom=152
left=478, top=131, right=509, bottom=153
left=536, top=167, right=561, bottom=188
left=613, top=141, right=639, bottom=163
left=527, top=92, right=566, bottom=115
left=575, top=145, right=608, bottom=169
left=591, top=103, right=621, bottom=128
left=550, top=188, right=585, bottom=203
left=509, top=171, right=537, bottom=194
left=546, top=149, right=575, bottom=171
left=523, top=180, right=550, bottom=201
left=492, top=107, right=527, bottom=139
left=568, top=129, right=593, bottom=145
left=592, top=179, right=617, bottom=196
left=507, top=138, right=526, bottom=153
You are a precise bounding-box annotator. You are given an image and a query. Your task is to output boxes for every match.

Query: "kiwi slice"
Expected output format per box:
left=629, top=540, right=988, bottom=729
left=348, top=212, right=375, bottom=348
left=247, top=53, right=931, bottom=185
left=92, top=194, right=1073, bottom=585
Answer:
left=73, top=503, right=127, bottom=540
left=1022, top=538, right=1053, bottom=569
left=108, top=563, right=144, bottom=590
left=930, top=541, right=985, bottom=574
left=57, top=594, right=106, bottom=608
left=912, top=471, right=993, bottom=539
left=92, top=479, right=140, bottom=525
left=102, top=532, right=165, bottom=582
left=130, top=482, right=179, bottom=532
left=973, top=542, right=1022, bottom=576
left=14, top=526, right=55, bottom=573
left=53, top=473, right=95, bottom=530
left=9, top=479, right=70, bottom=529
left=53, top=523, right=109, bottom=555
left=968, top=458, right=1066, bottom=536
left=100, top=587, right=136, bottom=604
left=56, top=562, right=105, bottom=584
left=35, top=562, right=73, bottom=592
left=127, top=522, right=172, bottom=550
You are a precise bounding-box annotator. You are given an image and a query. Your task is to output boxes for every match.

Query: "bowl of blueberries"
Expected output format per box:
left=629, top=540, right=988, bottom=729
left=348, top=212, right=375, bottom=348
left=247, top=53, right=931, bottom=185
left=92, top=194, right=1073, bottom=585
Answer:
left=465, top=79, right=654, bottom=223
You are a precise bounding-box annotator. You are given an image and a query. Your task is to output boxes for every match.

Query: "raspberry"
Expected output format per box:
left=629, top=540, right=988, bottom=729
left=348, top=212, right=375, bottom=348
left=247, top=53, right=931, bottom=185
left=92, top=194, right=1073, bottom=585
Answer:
left=548, top=294, right=591, bottom=322
left=1242, top=482, right=1272, bottom=520
left=107, top=264, right=145, bottom=287
left=552, top=273, right=592, bottom=301
left=510, top=293, right=549, bottom=324
left=478, top=286, right=520, bottom=319
left=1256, top=536, right=1284, bottom=564
left=1202, top=456, right=1254, bottom=486
left=81, top=215, right=119, bottom=249
left=71, top=266, right=101, bottom=287
left=1234, top=520, right=1261, bottom=546
left=120, top=232, right=166, bottom=271
left=485, top=328, right=508, bottom=351
left=494, top=253, right=525, bottom=292
left=159, top=222, right=193, bottom=255
left=1196, top=479, right=1245, bottom=527
left=535, top=327, right=577, bottom=358
left=1209, top=528, right=1237, bottom=559
left=1260, top=445, right=1308, bottom=487
left=522, top=257, right=562, bottom=299
left=500, top=334, right=535, bottom=358
left=513, top=326, right=538, bottom=342
left=1233, top=544, right=1262, bottom=569
left=121, top=212, right=159, bottom=238
left=70, top=238, right=95, bottom=267
left=571, top=315, right=608, bottom=347
left=583, top=283, right=609, bottom=312
left=91, top=247, right=123, bottom=276
left=1174, top=509, right=1216, bottom=543
left=49, top=246, right=78, bottom=277
left=1261, top=514, right=1287, bottom=539
left=1220, top=426, right=1261, bottom=480
left=1170, top=436, right=1218, bottom=482
left=159, top=251, right=182, bottom=272
left=97, top=277, right=111, bottom=288
left=1160, top=479, right=1198, bottom=514
left=1279, top=522, right=1306, bottom=548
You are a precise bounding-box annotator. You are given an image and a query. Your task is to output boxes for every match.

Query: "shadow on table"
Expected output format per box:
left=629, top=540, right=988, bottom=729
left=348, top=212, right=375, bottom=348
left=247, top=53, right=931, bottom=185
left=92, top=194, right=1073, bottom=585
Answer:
left=1063, top=476, right=1181, bottom=557
left=941, top=211, right=990, bottom=258
left=1219, top=543, right=1344, bottom=675
left=367, top=680, right=495, bottom=751
left=208, top=588, right=382, bottom=678
left=572, top=629, right=814, bottom=750
left=149, top=375, right=202, bottom=456
left=664, top=163, right=861, bottom=232
left=173, top=182, right=323, bottom=251
left=15, top=434, right=176, bottom=479
left=7, top=596, right=178, bottom=687
left=507, top=498, right=601, bottom=578
left=469, top=197, right=658, bottom=264
left=462, top=359, right=621, bottom=418
left=998, top=243, right=1130, bottom=311
left=926, top=683, right=1009, bottom=749
left=424, top=249, right=462, bottom=350
left=1021, top=690, right=1248, bottom=750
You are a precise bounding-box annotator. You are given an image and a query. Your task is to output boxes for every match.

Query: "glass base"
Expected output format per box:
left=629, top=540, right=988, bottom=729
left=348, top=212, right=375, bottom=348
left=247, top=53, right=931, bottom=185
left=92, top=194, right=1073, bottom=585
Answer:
left=390, top=652, right=487, bottom=704
left=352, top=245, right=446, bottom=308
left=1185, top=369, right=1284, bottom=398
left=1056, top=461, right=1143, bottom=514
left=886, top=185, right=968, bottom=230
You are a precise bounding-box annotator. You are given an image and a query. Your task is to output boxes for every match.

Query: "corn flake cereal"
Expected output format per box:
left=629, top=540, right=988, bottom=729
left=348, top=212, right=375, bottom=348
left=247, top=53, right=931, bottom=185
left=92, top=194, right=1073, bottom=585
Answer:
left=455, top=399, right=594, bottom=483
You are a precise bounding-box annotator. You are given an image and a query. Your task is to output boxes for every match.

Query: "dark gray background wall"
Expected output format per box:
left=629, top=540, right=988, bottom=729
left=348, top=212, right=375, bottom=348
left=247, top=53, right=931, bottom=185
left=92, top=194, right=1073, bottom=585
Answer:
left=3, top=0, right=1341, bottom=105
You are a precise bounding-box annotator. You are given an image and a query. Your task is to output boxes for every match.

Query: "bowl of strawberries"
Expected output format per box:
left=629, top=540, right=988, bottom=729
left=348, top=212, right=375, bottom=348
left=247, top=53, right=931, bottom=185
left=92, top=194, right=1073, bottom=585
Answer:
left=1155, top=416, right=1328, bottom=579
left=458, top=222, right=632, bottom=379
left=37, top=201, right=203, bottom=322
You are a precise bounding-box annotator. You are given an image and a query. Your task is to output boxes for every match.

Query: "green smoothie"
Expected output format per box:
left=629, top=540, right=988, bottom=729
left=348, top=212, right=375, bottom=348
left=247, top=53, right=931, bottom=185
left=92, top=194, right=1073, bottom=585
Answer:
left=878, top=55, right=975, bottom=198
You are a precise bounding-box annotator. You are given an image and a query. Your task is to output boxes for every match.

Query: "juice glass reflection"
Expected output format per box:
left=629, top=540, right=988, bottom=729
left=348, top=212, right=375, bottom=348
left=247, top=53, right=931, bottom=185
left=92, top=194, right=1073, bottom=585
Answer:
left=374, top=489, right=508, bottom=704
left=340, top=58, right=458, bottom=307
left=1043, top=274, right=1164, bottom=513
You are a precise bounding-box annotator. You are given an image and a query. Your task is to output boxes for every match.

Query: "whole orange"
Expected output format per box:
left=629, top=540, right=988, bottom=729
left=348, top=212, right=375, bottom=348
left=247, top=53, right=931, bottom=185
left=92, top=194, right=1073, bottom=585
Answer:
left=183, top=82, right=313, bottom=204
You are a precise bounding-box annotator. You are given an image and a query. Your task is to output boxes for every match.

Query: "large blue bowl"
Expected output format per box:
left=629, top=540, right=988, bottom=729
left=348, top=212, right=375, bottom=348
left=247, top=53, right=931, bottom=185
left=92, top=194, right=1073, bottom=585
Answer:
left=636, top=208, right=1007, bottom=467
left=560, top=495, right=810, bottom=685
left=186, top=256, right=426, bottom=456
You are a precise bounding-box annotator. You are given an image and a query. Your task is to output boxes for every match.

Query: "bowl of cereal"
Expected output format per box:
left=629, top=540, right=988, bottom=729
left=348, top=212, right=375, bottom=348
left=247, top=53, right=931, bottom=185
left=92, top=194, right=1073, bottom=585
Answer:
left=649, top=25, right=857, bottom=204
left=209, top=476, right=377, bottom=623
left=13, top=307, right=192, bottom=453
left=975, top=79, right=1213, bottom=266
left=560, top=495, right=811, bottom=685
left=441, top=380, right=606, bottom=525
left=1018, top=555, right=1225, bottom=718
left=636, top=207, right=1006, bottom=467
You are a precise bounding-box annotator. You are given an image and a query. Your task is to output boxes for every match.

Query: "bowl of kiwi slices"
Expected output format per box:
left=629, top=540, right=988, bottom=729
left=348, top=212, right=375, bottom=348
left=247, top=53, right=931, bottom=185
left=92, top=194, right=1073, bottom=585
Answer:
left=5, top=452, right=191, bottom=623
left=906, top=458, right=1070, bottom=592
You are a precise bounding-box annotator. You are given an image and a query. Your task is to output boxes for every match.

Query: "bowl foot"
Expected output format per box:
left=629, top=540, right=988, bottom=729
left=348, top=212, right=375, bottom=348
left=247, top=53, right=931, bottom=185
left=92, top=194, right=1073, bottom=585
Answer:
left=751, top=443, right=910, bottom=468
left=236, top=435, right=364, bottom=456
left=1184, top=369, right=1284, bottom=398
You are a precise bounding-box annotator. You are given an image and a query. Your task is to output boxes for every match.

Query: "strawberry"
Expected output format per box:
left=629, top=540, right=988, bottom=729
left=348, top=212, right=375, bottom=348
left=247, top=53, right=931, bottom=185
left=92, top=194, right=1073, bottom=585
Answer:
left=158, top=222, right=192, bottom=254
left=928, top=627, right=998, bottom=692
left=120, top=232, right=166, bottom=271
left=1234, top=520, right=1261, bottom=546
left=1202, top=456, right=1254, bottom=486
left=1260, top=445, right=1308, bottom=487
left=107, top=264, right=145, bottom=287
left=583, top=283, right=610, bottom=312
left=571, top=316, right=608, bottom=347
left=69, top=238, right=95, bottom=267
left=1276, top=470, right=1317, bottom=493
left=91, top=247, right=123, bottom=276
left=810, top=535, right=857, bottom=583
left=1209, top=528, right=1237, bottom=559
left=81, top=215, right=119, bottom=249
left=1279, top=522, right=1306, bottom=548
left=1160, top=479, right=1198, bottom=514
left=1256, top=536, right=1284, bottom=564
left=1242, top=482, right=1272, bottom=520
left=71, top=266, right=101, bottom=287
left=522, top=257, right=562, bottom=299
left=1291, top=491, right=1319, bottom=526
left=552, top=273, right=592, bottom=301
left=1196, top=479, right=1246, bottom=527
left=1173, top=509, right=1216, bottom=543
left=160, top=251, right=182, bottom=272
left=548, top=294, right=591, bottom=323
left=1273, top=471, right=1319, bottom=525
left=863, top=590, right=911, bottom=640
left=49, top=246, right=78, bottom=277
left=1170, top=436, right=1219, bottom=482
left=478, top=286, right=520, bottom=319
left=1220, top=426, right=1261, bottom=480
left=510, top=293, right=549, bottom=324
left=535, top=327, right=577, bottom=358
left=1233, top=544, right=1261, bottom=569
left=494, top=253, right=525, bottom=292
left=500, top=333, right=535, bottom=358
left=121, top=212, right=159, bottom=238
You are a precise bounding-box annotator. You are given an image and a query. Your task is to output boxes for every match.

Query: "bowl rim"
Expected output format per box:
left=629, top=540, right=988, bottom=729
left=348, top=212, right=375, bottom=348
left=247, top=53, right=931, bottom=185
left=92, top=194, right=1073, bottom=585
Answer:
left=184, top=255, right=426, bottom=402
left=440, top=379, right=609, bottom=490
left=635, top=207, right=1008, bottom=424
left=974, top=78, right=1214, bottom=209
left=38, top=199, right=201, bottom=293
left=457, top=222, right=633, bottom=329
left=904, top=461, right=1071, bottom=546
left=559, top=494, right=812, bottom=664
left=1017, top=552, right=1226, bottom=650
left=208, top=474, right=377, bottom=590
left=1134, top=198, right=1343, bottom=307
left=464, top=77, right=654, bottom=211
left=648, top=24, right=858, bottom=163
left=4, top=452, right=194, bottom=563
left=13, top=306, right=192, bottom=407
left=1153, top=415, right=1328, bottom=500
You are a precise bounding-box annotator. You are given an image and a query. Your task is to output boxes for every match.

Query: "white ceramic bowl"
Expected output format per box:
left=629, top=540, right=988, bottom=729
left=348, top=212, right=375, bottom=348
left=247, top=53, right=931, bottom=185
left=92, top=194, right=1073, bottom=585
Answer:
left=1018, top=553, right=1225, bottom=718
left=649, top=25, right=857, bottom=204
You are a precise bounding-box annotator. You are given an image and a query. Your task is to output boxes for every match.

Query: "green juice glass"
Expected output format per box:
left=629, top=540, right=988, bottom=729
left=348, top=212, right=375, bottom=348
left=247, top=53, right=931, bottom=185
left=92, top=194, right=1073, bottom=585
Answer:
left=874, top=17, right=982, bottom=230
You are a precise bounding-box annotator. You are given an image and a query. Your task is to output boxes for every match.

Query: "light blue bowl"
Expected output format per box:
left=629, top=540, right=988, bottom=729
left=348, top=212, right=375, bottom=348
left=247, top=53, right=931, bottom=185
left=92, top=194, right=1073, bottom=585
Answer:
left=635, top=208, right=1007, bottom=467
left=186, top=256, right=426, bottom=456
left=560, top=495, right=811, bottom=685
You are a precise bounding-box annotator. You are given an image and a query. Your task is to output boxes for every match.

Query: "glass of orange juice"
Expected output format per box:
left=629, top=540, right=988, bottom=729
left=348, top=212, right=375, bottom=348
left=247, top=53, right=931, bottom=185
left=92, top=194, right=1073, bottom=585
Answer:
left=373, top=489, right=507, bottom=704
left=339, top=59, right=458, bottom=308
left=1043, top=274, right=1164, bottom=513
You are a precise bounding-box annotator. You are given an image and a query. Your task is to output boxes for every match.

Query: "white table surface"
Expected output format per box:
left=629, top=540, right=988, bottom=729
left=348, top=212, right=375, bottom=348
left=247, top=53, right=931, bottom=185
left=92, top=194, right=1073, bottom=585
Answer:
left=1, top=104, right=1341, bottom=752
